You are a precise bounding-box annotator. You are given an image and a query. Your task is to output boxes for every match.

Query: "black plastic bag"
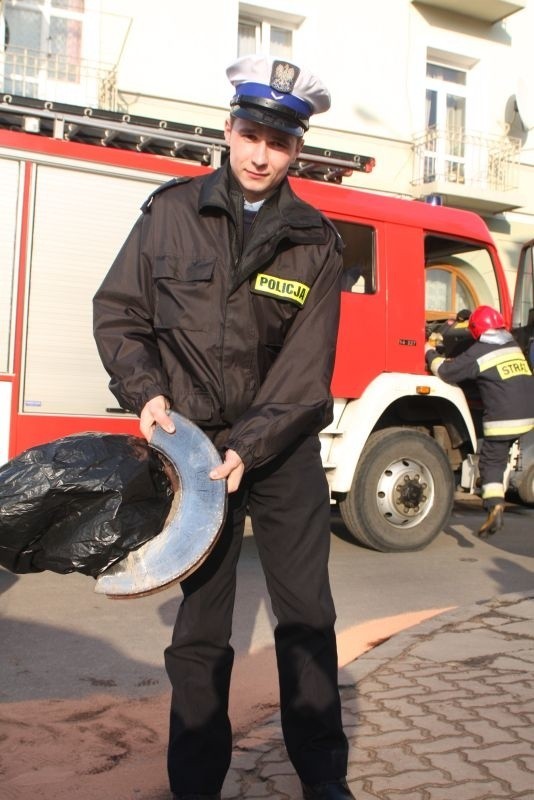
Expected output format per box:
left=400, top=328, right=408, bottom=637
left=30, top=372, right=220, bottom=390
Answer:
left=0, top=432, right=173, bottom=577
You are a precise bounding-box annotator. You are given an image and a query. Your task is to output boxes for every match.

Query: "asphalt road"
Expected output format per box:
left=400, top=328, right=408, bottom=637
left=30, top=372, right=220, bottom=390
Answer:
left=1, top=494, right=533, bottom=728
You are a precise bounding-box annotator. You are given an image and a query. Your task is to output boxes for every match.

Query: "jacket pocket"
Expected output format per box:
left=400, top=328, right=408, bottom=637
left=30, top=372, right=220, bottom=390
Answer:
left=182, top=390, right=214, bottom=422
left=153, top=255, right=216, bottom=331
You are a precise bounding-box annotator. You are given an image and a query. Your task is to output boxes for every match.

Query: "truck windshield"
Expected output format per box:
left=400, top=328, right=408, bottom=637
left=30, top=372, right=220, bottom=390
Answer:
left=424, top=235, right=500, bottom=323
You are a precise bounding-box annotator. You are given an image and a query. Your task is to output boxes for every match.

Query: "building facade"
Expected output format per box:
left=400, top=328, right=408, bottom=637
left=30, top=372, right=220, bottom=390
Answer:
left=1, top=0, right=533, bottom=290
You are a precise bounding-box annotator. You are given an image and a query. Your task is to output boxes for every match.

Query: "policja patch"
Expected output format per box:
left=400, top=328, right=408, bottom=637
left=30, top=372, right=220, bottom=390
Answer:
left=252, top=272, right=310, bottom=307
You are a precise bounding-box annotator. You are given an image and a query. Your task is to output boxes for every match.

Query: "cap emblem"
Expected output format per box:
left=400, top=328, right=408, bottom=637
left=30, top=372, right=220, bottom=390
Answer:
left=270, top=61, right=300, bottom=94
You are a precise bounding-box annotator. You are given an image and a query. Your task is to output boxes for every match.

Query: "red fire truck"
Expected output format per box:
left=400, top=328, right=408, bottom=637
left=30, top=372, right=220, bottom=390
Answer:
left=1, top=95, right=532, bottom=552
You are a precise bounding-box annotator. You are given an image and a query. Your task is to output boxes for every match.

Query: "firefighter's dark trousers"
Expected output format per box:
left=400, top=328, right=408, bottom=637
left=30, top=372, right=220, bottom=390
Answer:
left=479, top=437, right=514, bottom=508
left=164, top=435, right=348, bottom=796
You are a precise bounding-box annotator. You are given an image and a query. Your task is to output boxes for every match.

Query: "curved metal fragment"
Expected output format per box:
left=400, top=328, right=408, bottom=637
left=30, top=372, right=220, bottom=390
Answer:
left=94, top=411, right=227, bottom=598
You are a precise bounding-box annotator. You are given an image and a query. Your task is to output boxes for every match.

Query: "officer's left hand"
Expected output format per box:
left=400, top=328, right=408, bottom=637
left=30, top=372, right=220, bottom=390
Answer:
left=209, top=449, right=245, bottom=493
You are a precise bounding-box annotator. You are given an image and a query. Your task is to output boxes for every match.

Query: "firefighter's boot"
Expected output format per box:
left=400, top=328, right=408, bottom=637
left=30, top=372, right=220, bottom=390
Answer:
left=478, top=503, right=505, bottom=538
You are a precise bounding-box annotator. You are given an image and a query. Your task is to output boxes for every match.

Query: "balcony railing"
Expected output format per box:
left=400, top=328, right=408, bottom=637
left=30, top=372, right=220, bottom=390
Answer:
left=0, top=46, right=117, bottom=109
left=412, top=127, right=521, bottom=194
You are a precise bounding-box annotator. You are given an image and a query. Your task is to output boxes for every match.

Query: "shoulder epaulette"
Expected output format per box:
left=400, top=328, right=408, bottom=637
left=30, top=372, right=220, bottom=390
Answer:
left=141, top=176, right=192, bottom=213
left=323, top=215, right=345, bottom=254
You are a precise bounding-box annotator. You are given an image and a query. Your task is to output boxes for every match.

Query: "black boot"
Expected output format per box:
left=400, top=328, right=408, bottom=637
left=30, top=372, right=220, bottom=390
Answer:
left=478, top=503, right=505, bottom=538
left=301, top=778, right=356, bottom=799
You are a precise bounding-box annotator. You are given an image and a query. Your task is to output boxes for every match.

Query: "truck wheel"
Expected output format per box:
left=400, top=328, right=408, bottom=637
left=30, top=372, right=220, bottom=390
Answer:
left=338, top=427, right=454, bottom=552
left=518, top=464, right=534, bottom=505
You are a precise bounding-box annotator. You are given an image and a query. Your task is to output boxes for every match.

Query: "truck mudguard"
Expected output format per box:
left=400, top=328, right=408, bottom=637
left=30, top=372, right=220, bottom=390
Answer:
left=324, top=372, right=478, bottom=493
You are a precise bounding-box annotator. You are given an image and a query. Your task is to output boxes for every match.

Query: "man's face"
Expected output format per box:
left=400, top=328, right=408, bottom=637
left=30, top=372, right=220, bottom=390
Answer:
left=224, top=116, right=303, bottom=202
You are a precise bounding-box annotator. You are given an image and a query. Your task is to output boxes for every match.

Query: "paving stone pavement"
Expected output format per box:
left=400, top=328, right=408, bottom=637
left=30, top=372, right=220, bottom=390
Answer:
left=223, top=592, right=534, bottom=800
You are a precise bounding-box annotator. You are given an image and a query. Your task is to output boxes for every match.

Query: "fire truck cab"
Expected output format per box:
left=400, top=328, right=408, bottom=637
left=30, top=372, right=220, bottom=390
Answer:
left=322, top=189, right=512, bottom=551
left=1, top=96, right=530, bottom=552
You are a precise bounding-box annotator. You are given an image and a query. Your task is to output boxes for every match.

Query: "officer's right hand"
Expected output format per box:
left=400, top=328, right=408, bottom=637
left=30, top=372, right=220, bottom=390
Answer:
left=140, top=395, right=176, bottom=441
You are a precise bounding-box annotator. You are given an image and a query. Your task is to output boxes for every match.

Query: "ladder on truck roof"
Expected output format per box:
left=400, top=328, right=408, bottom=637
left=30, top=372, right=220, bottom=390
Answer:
left=0, top=93, right=375, bottom=184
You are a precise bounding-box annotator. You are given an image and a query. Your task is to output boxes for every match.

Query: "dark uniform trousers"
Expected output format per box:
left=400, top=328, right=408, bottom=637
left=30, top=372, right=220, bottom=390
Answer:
left=164, top=434, right=348, bottom=796
left=479, top=437, right=515, bottom=507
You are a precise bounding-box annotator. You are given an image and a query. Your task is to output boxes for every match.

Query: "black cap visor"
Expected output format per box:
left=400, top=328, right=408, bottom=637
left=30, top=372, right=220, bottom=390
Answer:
left=230, top=94, right=308, bottom=138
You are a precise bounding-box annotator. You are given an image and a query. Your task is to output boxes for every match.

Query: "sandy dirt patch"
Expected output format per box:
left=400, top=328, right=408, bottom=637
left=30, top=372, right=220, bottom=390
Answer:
left=0, top=608, right=451, bottom=800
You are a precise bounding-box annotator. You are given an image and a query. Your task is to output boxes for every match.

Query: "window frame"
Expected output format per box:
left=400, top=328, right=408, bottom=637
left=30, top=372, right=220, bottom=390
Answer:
left=237, top=5, right=301, bottom=58
left=424, top=57, right=469, bottom=184
left=425, top=264, right=479, bottom=321
left=334, top=220, right=377, bottom=295
left=3, top=0, right=85, bottom=92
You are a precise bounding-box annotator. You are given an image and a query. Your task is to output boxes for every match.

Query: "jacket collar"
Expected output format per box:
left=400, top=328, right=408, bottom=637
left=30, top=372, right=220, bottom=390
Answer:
left=198, top=161, right=338, bottom=290
left=198, top=160, right=326, bottom=233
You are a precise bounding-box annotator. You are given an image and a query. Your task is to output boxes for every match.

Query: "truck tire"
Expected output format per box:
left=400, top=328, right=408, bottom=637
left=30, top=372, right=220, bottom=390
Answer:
left=338, top=427, right=454, bottom=552
left=518, top=463, right=534, bottom=505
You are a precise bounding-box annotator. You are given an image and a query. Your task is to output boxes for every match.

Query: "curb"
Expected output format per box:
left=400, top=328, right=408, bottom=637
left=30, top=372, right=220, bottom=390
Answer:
left=341, top=589, right=534, bottom=684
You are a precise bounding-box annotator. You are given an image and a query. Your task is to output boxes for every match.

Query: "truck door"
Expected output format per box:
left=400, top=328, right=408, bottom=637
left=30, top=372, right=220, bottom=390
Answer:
left=512, top=238, right=534, bottom=368
left=330, top=218, right=387, bottom=398
left=384, top=223, right=426, bottom=375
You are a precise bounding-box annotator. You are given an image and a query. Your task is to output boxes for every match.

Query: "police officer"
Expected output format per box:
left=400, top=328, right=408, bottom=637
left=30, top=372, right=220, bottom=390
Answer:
left=425, top=305, right=534, bottom=536
left=93, top=55, right=354, bottom=800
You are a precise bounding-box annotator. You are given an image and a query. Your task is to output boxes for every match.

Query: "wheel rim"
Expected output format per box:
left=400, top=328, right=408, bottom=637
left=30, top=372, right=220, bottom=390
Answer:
left=375, top=456, right=435, bottom=528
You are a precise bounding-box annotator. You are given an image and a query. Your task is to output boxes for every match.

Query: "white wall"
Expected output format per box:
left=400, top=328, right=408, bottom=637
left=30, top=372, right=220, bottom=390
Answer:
left=102, top=0, right=238, bottom=106
left=91, top=0, right=534, bottom=275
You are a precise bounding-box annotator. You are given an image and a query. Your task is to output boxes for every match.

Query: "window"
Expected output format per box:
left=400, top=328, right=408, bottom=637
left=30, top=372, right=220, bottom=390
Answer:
left=425, top=265, right=477, bottom=319
left=238, top=13, right=293, bottom=58
left=424, top=60, right=468, bottom=184
left=424, top=235, right=500, bottom=322
left=335, top=221, right=376, bottom=295
left=3, top=0, right=84, bottom=95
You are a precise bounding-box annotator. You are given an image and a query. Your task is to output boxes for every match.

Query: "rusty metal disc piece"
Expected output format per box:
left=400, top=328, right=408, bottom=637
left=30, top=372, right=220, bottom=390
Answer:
left=94, top=411, right=227, bottom=598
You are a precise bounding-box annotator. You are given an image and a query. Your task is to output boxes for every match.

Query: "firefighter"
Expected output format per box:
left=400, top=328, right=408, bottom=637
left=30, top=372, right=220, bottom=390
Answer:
left=425, top=305, right=534, bottom=537
left=93, top=56, right=354, bottom=800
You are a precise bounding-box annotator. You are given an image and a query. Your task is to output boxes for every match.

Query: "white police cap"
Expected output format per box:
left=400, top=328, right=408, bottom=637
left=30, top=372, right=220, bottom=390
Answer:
left=227, top=54, right=331, bottom=137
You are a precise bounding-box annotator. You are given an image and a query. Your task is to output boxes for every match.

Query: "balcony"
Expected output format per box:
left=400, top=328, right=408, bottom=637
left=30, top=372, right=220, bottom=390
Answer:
left=412, top=0, right=525, bottom=24
left=0, top=46, right=117, bottom=110
left=412, top=127, right=523, bottom=213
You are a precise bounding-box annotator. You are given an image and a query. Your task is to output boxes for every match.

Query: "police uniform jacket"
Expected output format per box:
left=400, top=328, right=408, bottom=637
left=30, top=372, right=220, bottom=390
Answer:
left=426, top=334, right=534, bottom=439
left=93, top=161, right=343, bottom=470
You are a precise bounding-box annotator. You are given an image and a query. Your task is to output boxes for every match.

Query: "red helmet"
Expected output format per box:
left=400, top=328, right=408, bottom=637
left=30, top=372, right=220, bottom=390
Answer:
left=468, top=305, right=506, bottom=339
